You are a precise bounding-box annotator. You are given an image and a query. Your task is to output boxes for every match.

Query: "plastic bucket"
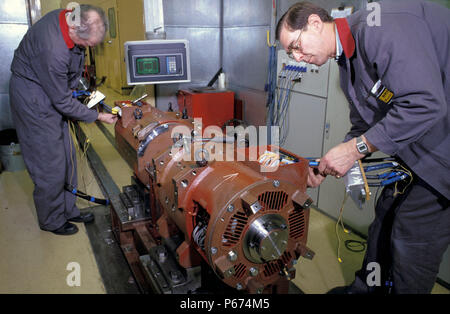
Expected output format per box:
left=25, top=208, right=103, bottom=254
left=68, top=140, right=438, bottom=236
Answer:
left=0, top=129, right=26, bottom=172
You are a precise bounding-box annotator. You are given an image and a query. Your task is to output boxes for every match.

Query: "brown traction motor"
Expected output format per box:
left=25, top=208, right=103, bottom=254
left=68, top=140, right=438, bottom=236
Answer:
left=111, top=100, right=314, bottom=294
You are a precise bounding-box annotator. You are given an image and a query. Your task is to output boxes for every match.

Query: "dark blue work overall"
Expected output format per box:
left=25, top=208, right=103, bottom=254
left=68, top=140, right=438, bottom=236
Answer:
left=9, top=10, right=98, bottom=231
left=336, top=0, right=450, bottom=293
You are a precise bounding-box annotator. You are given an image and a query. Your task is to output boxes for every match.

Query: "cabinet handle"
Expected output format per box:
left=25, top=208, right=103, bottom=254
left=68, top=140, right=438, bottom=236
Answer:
left=325, top=122, right=330, bottom=140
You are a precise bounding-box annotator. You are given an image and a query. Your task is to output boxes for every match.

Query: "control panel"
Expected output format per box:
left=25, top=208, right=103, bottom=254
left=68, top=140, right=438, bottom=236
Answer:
left=125, top=40, right=191, bottom=85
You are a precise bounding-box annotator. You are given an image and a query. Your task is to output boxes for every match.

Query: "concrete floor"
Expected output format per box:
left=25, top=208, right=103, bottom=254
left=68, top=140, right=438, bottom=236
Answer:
left=0, top=86, right=448, bottom=294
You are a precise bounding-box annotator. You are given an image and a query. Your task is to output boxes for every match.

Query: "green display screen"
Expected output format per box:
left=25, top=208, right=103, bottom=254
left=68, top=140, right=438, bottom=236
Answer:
left=136, top=57, right=159, bottom=75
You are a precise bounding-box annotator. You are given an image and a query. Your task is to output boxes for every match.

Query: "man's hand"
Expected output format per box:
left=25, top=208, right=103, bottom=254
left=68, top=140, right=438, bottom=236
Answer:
left=307, top=166, right=327, bottom=188
left=97, top=112, right=118, bottom=124
left=318, top=137, right=365, bottom=178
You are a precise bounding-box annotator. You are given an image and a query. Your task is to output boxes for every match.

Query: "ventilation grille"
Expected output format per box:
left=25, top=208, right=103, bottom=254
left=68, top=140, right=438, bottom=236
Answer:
left=262, top=251, right=292, bottom=277
left=222, top=211, right=248, bottom=247
left=288, top=208, right=305, bottom=239
left=234, top=263, right=247, bottom=279
left=258, top=191, right=288, bottom=211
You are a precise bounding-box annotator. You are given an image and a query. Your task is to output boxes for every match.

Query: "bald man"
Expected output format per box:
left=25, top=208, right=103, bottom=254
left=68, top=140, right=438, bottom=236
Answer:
left=10, top=5, right=117, bottom=235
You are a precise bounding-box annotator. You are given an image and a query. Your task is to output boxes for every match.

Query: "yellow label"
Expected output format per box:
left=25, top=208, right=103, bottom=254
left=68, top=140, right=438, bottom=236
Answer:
left=379, top=88, right=394, bottom=103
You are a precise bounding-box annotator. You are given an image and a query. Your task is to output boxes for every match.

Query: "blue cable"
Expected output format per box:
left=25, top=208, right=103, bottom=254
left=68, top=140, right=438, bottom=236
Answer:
left=364, top=162, right=398, bottom=173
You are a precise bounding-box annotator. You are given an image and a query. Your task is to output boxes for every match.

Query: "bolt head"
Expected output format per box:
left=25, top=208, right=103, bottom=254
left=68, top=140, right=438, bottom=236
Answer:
left=273, top=180, right=280, bottom=187
left=227, top=250, right=237, bottom=262
left=249, top=267, right=259, bottom=276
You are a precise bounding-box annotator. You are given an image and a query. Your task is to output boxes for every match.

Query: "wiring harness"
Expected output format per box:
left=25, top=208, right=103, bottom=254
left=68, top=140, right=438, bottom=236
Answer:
left=266, top=64, right=306, bottom=145
left=335, top=158, right=413, bottom=263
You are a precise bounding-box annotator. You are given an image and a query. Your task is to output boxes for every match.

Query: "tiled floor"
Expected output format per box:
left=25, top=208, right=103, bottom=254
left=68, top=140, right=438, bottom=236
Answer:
left=0, top=86, right=448, bottom=294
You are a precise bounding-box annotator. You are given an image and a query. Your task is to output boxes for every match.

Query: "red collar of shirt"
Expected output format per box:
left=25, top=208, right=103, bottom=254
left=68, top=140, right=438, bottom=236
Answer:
left=59, top=9, right=75, bottom=49
left=334, top=18, right=355, bottom=59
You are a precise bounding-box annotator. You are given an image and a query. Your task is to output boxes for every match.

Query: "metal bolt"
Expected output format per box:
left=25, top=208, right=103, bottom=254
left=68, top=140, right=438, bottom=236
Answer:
left=181, top=179, right=188, bottom=188
left=124, top=245, right=133, bottom=252
left=165, top=197, right=169, bottom=204
left=273, top=180, right=280, bottom=187
left=228, top=250, right=237, bottom=262
left=158, top=249, right=167, bottom=262
left=249, top=267, right=259, bottom=277
left=211, top=247, right=217, bottom=255
left=303, top=199, right=312, bottom=208
left=236, top=283, right=243, bottom=290
left=227, top=204, right=234, bottom=212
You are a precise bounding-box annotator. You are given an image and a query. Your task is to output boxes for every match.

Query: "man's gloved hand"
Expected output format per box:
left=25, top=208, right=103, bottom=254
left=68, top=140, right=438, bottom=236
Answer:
left=97, top=112, right=118, bottom=124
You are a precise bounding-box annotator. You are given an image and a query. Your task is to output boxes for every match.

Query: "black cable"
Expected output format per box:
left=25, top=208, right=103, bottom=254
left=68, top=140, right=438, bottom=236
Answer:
left=361, top=156, right=396, bottom=163
left=344, top=239, right=367, bottom=252
left=65, top=184, right=110, bottom=206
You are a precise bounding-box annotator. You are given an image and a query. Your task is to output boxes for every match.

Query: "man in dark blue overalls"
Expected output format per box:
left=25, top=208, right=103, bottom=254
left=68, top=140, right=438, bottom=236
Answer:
left=277, top=1, right=449, bottom=293
left=10, top=5, right=117, bottom=235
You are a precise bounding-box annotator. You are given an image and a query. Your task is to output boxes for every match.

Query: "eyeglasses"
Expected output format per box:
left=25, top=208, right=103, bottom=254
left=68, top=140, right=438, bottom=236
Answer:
left=286, top=30, right=303, bottom=59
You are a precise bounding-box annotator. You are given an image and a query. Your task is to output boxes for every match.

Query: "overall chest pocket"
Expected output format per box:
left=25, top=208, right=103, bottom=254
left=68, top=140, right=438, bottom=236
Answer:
left=355, top=77, right=392, bottom=125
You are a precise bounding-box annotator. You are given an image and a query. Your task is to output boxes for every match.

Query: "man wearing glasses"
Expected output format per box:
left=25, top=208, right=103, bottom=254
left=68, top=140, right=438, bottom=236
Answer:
left=276, top=1, right=449, bottom=294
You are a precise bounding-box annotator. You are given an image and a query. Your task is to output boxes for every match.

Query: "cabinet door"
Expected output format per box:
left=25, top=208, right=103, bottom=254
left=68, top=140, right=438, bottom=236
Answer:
left=105, top=2, right=122, bottom=92
left=116, top=0, right=146, bottom=92
left=94, top=0, right=121, bottom=93
left=280, top=91, right=327, bottom=204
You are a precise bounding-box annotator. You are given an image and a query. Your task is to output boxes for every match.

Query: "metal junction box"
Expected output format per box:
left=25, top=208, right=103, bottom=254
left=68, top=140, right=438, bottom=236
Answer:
left=177, top=89, right=235, bottom=129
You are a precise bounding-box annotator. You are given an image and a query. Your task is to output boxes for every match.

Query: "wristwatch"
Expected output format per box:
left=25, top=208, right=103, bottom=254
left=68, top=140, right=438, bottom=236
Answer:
left=356, top=136, right=369, bottom=155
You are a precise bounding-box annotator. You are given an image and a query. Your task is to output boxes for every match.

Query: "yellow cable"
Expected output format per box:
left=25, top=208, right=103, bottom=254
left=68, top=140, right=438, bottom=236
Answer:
left=68, top=121, right=75, bottom=187
left=335, top=192, right=349, bottom=263
left=68, top=120, right=95, bottom=205
left=393, top=164, right=413, bottom=196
